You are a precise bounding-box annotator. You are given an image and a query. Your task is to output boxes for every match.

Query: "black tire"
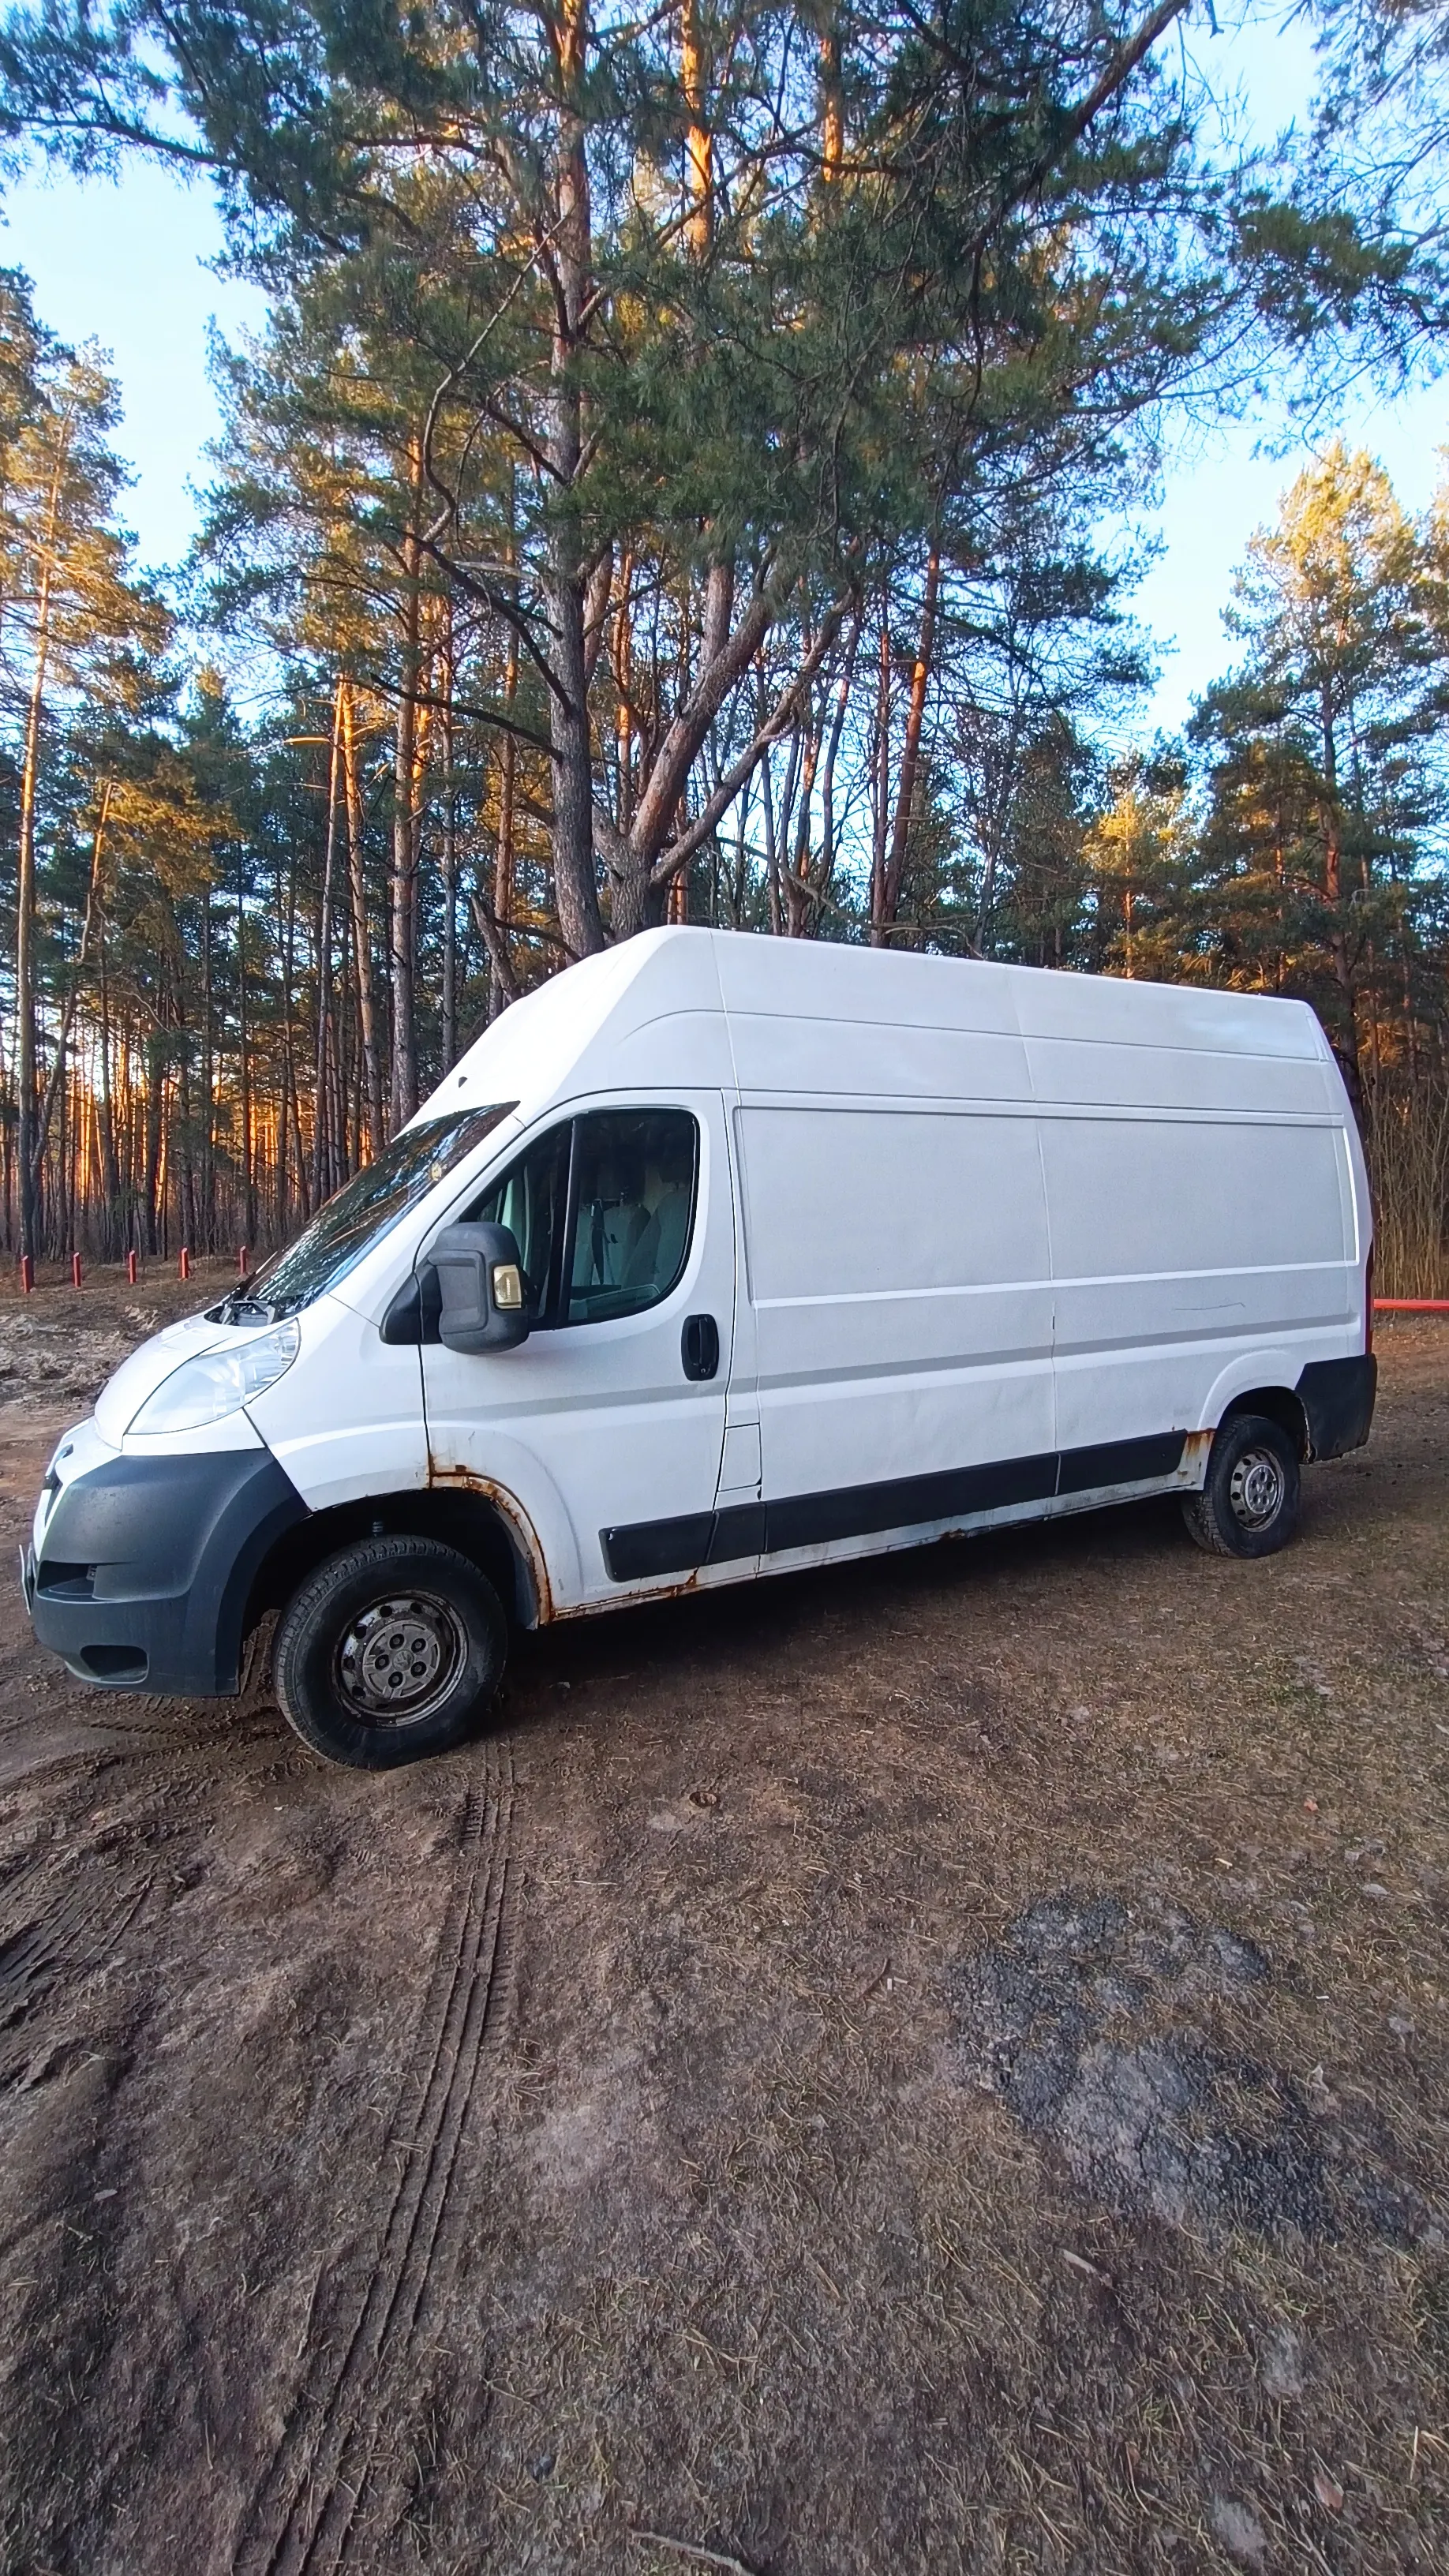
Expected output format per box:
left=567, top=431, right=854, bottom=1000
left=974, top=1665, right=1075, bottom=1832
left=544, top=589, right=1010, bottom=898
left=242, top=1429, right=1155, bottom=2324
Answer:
left=1181, top=1413, right=1301, bottom=1559
left=272, top=1534, right=507, bottom=1769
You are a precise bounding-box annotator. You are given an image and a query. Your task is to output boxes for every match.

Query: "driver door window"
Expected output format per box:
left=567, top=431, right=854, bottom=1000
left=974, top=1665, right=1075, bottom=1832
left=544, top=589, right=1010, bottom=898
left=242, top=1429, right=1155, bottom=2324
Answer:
left=566, top=1109, right=697, bottom=1324
left=472, top=1121, right=570, bottom=1323
left=470, top=1108, right=698, bottom=1328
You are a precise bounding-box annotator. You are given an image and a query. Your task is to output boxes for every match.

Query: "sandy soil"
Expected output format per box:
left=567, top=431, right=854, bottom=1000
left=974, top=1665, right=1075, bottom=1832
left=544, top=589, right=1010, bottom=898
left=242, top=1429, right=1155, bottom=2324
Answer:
left=0, top=1257, right=247, bottom=1417
left=0, top=1308, right=1446, bottom=2574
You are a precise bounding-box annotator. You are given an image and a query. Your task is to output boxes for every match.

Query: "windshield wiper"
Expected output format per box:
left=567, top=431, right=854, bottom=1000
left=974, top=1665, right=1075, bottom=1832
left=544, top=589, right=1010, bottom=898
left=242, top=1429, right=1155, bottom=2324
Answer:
left=212, top=1292, right=278, bottom=1326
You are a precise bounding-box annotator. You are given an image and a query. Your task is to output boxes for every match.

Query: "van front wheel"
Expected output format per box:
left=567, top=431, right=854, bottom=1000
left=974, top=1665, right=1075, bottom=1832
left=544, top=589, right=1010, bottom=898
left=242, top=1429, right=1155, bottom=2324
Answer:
left=1181, top=1414, right=1301, bottom=1560
left=273, top=1534, right=507, bottom=1769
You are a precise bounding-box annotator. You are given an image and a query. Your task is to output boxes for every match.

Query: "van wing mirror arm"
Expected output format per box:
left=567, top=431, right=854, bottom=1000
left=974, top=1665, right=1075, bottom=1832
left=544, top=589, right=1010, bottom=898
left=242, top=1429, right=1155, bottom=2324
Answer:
left=380, top=1267, right=442, bottom=1346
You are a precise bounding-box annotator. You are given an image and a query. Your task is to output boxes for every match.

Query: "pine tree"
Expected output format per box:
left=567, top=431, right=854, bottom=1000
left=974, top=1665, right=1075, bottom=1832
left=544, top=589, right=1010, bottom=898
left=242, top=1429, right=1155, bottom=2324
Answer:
left=4, top=343, right=167, bottom=1256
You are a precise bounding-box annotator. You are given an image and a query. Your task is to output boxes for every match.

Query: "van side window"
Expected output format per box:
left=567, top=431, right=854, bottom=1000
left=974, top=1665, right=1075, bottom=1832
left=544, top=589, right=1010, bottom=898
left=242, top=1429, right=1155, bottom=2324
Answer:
left=564, top=1110, right=698, bottom=1324
left=471, top=1121, right=571, bottom=1322
left=466, top=1109, right=698, bottom=1327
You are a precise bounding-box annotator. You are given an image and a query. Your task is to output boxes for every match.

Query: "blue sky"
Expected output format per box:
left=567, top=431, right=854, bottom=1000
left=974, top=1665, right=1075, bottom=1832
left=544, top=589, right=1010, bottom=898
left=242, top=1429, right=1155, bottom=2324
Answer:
left=2, top=6, right=1443, bottom=737
left=2, top=155, right=268, bottom=562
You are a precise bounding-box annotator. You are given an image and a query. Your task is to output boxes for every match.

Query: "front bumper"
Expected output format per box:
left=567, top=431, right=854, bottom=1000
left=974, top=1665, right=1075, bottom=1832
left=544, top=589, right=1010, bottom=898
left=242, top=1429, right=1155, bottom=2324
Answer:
left=23, top=1446, right=309, bottom=1696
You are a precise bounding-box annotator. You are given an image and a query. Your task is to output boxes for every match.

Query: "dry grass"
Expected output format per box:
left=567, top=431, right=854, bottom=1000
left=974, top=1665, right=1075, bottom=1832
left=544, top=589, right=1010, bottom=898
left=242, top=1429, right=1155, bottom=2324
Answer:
left=0, top=1254, right=239, bottom=1412
left=1365, top=1084, right=1449, bottom=1299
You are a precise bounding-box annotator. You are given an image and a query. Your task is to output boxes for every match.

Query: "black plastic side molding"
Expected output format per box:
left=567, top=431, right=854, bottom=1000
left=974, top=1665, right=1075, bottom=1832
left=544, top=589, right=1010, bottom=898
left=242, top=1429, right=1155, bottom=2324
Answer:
left=601, top=1430, right=1188, bottom=1583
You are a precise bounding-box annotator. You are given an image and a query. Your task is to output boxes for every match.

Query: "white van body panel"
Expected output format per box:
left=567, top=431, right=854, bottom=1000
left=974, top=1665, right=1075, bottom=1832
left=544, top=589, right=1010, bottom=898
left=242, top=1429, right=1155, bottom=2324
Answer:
left=1042, top=1107, right=1356, bottom=1453
left=393, top=929, right=1368, bottom=1612
left=417, top=1087, right=739, bottom=1612
left=735, top=1098, right=1055, bottom=1513
left=444, top=929, right=737, bottom=1111
left=246, top=1294, right=430, bottom=1513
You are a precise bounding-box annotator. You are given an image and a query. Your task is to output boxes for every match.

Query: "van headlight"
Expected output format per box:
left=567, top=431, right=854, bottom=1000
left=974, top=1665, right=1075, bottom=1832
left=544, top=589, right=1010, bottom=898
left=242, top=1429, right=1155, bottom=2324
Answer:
left=126, top=1322, right=301, bottom=1436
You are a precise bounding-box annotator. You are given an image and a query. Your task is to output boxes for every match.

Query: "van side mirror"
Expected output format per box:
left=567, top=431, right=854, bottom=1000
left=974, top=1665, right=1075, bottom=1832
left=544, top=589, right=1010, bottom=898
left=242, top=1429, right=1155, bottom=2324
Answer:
left=430, top=1222, right=530, bottom=1354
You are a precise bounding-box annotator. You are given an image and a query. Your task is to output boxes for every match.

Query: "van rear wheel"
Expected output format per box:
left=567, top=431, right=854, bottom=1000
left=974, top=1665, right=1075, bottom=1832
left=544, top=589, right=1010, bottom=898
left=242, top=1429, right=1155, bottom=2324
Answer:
left=273, top=1534, right=507, bottom=1769
left=1181, top=1414, right=1301, bottom=1559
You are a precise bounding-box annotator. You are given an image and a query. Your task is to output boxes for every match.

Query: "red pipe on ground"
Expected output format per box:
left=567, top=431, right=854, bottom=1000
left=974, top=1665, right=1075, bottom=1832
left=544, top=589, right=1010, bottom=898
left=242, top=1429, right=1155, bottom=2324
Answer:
left=126, top=1249, right=137, bottom=1285
left=71, top=1252, right=82, bottom=1288
left=1374, top=1299, right=1449, bottom=1313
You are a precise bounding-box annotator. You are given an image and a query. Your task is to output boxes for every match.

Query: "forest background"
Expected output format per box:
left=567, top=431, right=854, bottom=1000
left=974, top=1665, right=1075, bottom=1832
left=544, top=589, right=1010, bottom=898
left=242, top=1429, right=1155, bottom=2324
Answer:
left=2, top=0, right=1449, bottom=1288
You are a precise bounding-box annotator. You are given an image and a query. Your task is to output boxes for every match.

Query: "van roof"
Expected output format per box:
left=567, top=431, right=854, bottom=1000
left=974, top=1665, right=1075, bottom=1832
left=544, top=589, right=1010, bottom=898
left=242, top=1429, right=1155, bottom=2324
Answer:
left=422, top=926, right=1336, bottom=1128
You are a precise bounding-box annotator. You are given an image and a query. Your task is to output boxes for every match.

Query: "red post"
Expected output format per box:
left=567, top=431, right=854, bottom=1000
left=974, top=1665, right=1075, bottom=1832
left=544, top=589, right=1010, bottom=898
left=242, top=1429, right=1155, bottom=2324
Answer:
left=238, top=1244, right=249, bottom=1278
left=71, top=1252, right=82, bottom=1288
left=179, top=1246, right=191, bottom=1282
left=19, top=1254, right=33, bottom=1294
left=126, top=1249, right=137, bottom=1286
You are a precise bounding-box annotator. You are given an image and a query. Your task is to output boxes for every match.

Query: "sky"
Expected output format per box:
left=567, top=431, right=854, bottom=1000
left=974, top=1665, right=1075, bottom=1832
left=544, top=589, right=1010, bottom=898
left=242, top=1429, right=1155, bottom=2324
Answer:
left=1, top=9, right=1444, bottom=739
left=2, top=155, right=268, bottom=562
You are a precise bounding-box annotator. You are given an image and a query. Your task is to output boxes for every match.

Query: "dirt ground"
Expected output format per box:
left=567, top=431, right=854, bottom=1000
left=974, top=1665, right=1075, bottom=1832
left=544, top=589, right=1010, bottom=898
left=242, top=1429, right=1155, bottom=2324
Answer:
left=1, top=1278, right=1447, bottom=2575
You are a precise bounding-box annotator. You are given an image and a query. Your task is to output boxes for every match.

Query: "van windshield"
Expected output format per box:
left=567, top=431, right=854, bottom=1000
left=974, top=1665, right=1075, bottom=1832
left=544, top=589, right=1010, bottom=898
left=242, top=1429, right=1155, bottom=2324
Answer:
left=216, top=1105, right=515, bottom=1320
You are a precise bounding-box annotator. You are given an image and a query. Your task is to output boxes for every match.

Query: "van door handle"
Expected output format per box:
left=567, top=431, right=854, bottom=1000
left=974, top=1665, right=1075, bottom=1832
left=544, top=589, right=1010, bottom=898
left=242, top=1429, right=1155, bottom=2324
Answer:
left=681, top=1313, right=720, bottom=1382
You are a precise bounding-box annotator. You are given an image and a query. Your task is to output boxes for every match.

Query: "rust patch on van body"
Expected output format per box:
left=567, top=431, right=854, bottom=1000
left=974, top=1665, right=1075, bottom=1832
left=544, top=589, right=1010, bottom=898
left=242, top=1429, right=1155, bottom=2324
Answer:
left=555, top=1566, right=708, bottom=1623
left=1180, top=1428, right=1213, bottom=1485
left=425, top=1455, right=716, bottom=1625
left=426, top=1459, right=555, bottom=1627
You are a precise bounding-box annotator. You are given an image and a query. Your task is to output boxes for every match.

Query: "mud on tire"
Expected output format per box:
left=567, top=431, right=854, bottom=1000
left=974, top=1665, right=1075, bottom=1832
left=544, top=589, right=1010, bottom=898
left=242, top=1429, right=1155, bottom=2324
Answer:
left=1181, top=1413, right=1301, bottom=1560
left=273, top=1533, right=507, bottom=1769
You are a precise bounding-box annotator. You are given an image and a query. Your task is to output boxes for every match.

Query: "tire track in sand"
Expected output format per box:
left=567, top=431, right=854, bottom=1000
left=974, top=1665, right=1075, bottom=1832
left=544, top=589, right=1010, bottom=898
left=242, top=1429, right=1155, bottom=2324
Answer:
left=234, top=1739, right=518, bottom=2576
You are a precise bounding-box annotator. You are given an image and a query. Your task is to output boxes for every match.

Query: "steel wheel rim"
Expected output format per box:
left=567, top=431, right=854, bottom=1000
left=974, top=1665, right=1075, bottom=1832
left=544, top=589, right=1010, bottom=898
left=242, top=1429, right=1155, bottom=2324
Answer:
left=335, top=1591, right=468, bottom=1727
left=1228, top=1447, right=1286, bottom=1531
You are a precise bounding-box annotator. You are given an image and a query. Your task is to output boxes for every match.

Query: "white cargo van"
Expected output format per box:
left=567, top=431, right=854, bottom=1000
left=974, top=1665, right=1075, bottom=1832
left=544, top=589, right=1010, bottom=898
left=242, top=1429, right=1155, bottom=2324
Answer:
left=23, top=930, right=1376, bottom=1768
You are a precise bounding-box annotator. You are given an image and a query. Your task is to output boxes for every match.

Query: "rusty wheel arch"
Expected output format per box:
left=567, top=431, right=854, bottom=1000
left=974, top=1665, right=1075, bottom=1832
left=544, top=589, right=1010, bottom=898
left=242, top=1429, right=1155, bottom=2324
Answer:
left=242, top=1482, right=546, bottom=1657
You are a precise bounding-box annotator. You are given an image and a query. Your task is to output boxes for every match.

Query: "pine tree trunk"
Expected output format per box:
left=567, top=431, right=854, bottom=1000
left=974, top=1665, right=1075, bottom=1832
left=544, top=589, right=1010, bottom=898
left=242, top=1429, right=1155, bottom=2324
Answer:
left=390, top=446, right=425, bottom=1128
left=872, top=548, right=938, bottom=945
left=200, top=885, right=215, bottom=1247
left=342, top=680, right=384, bottom=1155
left=1320, top=683, right=1363, bottom=1117
left=868, top=615, right=891, bottom=941
left=238, top=884, right=255, bottom=1245
left=313, top=675, right=343, bottom=1201
left=489, top=507, right=521, bottom=1021
left=14, top=422, right=69, bottom=1260
left=144, top=1028, right=164, bottom=1256
left=97, top=932, right=121, bottom=1257
left=440, top=616, right=458, bottom=1069
left=545, top=0, right=606, bottom=958
left=282, top=855, right=309, bottom=1227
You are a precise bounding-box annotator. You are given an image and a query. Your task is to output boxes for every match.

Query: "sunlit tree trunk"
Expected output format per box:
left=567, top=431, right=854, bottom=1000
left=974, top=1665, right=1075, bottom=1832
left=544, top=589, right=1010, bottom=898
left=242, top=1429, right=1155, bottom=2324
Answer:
left=543, top=0, right=606, bottom=959
left=238, top=879, right=255, bottom=1246
left=681, top=0, right=712, bottom=256
left=818, top=17, right=844, bottom=184
left=440, top=610, right=458, bottom=1069
left=342, top=680, right=384, bottom=1153
left=390, top=442, right=425, bottom=1128
left=14, top=409, right=72, bottom=1259
left=313, top=674, right=343, bottom=1201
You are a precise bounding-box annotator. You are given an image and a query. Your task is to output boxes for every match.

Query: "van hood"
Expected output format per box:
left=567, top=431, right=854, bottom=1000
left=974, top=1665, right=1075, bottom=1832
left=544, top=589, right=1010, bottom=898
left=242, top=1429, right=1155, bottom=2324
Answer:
left=94, top=1309, right=247, bottom=1445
